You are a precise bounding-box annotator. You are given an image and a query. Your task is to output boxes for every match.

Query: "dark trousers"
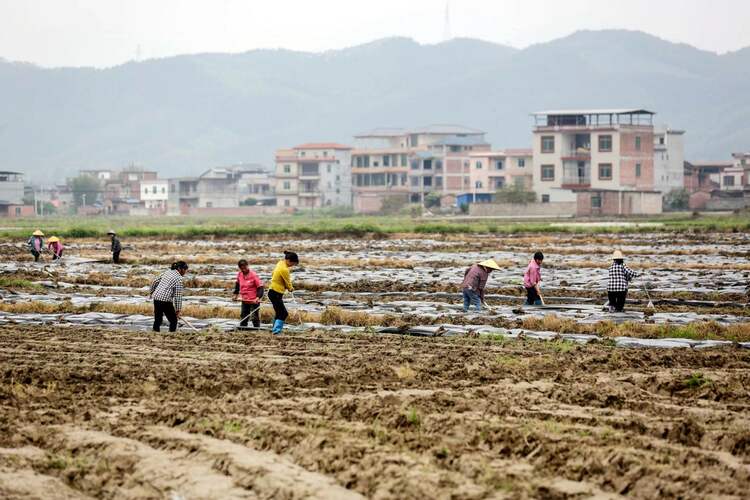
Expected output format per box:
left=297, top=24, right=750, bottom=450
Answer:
left=31, top=250, right=40, bottom=262
left=608, top=291, right=628, bottom=312
left=525, top=286, right=542, bottom=305
left=153, top=300, right=178, bottom=332
left=240, top=301, right=261, bottom=328
left=268, top=289, right=288, bottom=321
left=52, top=250, right=63, bottom=260
left=112, top=251, right=120, bottom=264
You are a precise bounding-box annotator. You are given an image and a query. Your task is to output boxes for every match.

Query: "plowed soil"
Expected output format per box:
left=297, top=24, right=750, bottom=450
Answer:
left=1, top=324, right=749, bottom=499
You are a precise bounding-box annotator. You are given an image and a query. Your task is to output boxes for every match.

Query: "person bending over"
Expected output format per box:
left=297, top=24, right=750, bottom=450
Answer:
left=149, top=261, right=188, bottom=332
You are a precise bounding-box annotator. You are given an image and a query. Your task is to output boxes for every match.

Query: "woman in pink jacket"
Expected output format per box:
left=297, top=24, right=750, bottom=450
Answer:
left=47, top=236, right=64, bottom=260
left=523, top=251, right=545, bottom=305
left=233, top=259, right=264, bottom=329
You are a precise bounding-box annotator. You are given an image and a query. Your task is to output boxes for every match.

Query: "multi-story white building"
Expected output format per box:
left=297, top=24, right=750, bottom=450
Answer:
left=140, top=179, right=169, bottom=211
left=653, top=128, right=686, bottom=196
left=531, top=109, right=656, bottom=204
left=275, top=143, right=352, bottom=209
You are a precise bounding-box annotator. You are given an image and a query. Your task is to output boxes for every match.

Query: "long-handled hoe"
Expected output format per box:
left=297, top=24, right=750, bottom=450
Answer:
left=179, top=316, right=200, bottom=332
left=643, top=282, right=655, bottom=310
left=237, top=301, right=264, bottom=330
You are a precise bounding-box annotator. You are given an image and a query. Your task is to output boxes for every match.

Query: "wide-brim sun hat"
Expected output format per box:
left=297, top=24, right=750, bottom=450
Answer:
left=48, top=236, right=60, bottom=243
left=612, top=250, right=624, bottom=260
left=107, top=230, right=116, bottom=235
left=32, top=230, right=44, bottom=236
left=479, top=259, right=502, bottom=271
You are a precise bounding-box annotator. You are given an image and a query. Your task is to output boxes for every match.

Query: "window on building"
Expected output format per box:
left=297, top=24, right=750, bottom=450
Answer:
left=327, top=164, right=331, bottom=173
left=659, top=136, right=665, bottom=145
left=322, top=151, right=328, bottom=157
left=435, top=176, right=443, bottom=187
left=299, top=151, right=306, bottom=157
left=144, top=188, right=148, bottom=194
left=541, top=194, right=550, bottom=203
left=635, top=163, right=642, bottom=177
left=284, top=199, right=290, bottom=207
left=15, top=207, right=21, bottom=216
left=383, top=155, right=390, bottom=167
left=424, top=160, right=432, bottom=170
left=206, top=202, right=213, bottom=208
left=541, top=136, right=555, bottom=153
left=423, top=176, right=432, bottom=187
left=518, top=158, right=525, bottom=167
left=724, top=176, right=735, bottom=186
left=476, top=161, right=482, bottom=169
left=541, top=165, right=555, bottom=181
left=635, top=136, right=642, bottom=151
left=283, top=164, right=291, bottom=174
left=411, top=177, right=419, bottom=187
left=450, top=145, right=460, bottom=152
left=495, top=160, right=504, bottom=170
left=598, top=135, right=612, bottom=152
left=373, top=161, right=379, bottom=167
left=400, top=154, right=407, bottom=167
left=495, top=178, right=505, bottom=189
left=152, top=186, right=157, bottom=194
left=598, top=163, right=612, bottom=180
left=283, top=181, right=290, bottom=190
left=435, top=159, right=443, bottom=170
left=475, top=180, right=483, bottom=189
left=591, top=194, right=602, bottom=208
left=161, top=187, right=166, bottom=193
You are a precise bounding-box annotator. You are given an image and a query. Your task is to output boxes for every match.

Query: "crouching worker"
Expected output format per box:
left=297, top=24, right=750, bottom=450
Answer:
left=523, top=251, right=545, bottom=305
left=28, top=230, right=44, bottom=262
left=233, top=259, right=264, bottom=329
left=607, top=250, right=637, bottom=312
left=461, top=259, right=501, bottom=312
left=48, top=236, right=64, bottom=260
left=268, top=251, right=299, bottom=335
left=149, top=261, right=188, bottom=332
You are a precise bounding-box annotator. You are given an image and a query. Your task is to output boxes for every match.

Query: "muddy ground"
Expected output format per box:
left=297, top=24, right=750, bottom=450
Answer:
left=1, top=231, right=749, bottom=498
left=1, top=325, right=749, bottom=499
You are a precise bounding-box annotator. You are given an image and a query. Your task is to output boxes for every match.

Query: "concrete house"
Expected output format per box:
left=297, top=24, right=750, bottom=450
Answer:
left=275, top=143, right=352, bottom=210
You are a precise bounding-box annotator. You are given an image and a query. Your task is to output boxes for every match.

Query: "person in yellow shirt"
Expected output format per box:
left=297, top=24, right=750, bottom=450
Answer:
left=268, top=251, right=299, bottom=334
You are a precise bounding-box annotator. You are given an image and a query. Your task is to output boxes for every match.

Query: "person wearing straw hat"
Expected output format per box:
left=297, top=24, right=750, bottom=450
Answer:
left=607, top=250, right=637, bottom=312
left=107, top=230, right=122, bottom=264
left=47, top=236, right=64, bottom=260
left=461, top=259, right=501, bottom=312
left=233, top=259, right=265, bottom=330
left=27, top=230, right=45, bottom=262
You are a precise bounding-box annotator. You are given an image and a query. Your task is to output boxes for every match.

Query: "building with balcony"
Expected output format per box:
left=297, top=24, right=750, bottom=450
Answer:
left=140, top=179, right=169, bottom=213
left=531, top=109, right=658, bottom=213
left=275, top=143, right=352, bottom=209
left=653, top=128, right=686, bottom=196
left=0, top=171, right=34, bottom=218
left=352, top=125, right=490, bottom=212
left=465, top=149, right=533, bottom=202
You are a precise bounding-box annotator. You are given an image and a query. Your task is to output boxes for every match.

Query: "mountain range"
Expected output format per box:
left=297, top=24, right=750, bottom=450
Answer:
left=1, top=29, right=748, bottom=182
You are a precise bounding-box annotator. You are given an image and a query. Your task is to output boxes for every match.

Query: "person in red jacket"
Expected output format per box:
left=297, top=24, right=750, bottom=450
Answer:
left=233, top=259, right=264, bottom=329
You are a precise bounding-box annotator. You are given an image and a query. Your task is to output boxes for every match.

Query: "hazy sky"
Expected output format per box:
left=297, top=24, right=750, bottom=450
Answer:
left=0, top=0, right=747, bottom=68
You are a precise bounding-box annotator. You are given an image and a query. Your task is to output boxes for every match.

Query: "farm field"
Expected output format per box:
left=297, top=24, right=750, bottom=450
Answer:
left=1, top=226, right=749, bottom=498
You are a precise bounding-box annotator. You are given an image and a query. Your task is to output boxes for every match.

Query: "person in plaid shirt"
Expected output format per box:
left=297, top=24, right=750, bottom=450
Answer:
left=149, top=261, right=188, bottom=332
left=607, top=250, right=637, bottom=312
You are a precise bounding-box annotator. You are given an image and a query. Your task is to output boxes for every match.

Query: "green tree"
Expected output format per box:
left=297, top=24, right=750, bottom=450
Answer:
left=664, top=188, right=689, bottom=211
left=69, top=176, right=101, bottom=207
left=424, top=192, right=441, bottom=208
left=494, top=183, right=536, bottom=204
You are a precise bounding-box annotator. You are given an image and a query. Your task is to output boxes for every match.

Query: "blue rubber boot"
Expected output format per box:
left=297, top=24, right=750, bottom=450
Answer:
left=272, top=319, right=284, bottom=335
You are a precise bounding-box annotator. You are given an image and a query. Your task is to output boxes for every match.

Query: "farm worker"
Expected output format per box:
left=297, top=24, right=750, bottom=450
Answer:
left=607, top=250, right=637, bottom=312
left=27, top=230, right=45, bottom=262
left=47, top=236, right=64, bottom=260
left=461, top=259, right=501, bottom=312
left=107, top=230, right=122, bottom=264
left=149, top=261, right=188, bottom=332
left=233, top=259, right=264, bottom=329
left=268, top=251, right=299, bottom=335
left=523, top=251, right=545, bottom=305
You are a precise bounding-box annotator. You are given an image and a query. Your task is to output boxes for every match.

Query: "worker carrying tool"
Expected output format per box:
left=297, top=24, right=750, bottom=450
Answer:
left=607, top=250, right=637, bottom=312
left=47, top=236, right=64, bottom=260
left=523, top=251, right=545, bottom=305
left=233, top=259, right=264, bottom=329
left=149, top=261, right=188, bottom=332
left=461, top=259, right=501, bottom=312
left=28, top=230, right=45, bottom=262
left=107, top=230, right=122, bottom=264
left=268, top=251, right=299, bottom=335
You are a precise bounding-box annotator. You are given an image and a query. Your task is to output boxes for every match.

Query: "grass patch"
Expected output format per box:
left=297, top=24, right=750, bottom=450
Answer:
left=0, top=277, right=43, bottom=289
left=393, top=363, right=417, bottom=380
left=405, top=407, right=421, bottom=427
left=684, top=372, right=711, bottom=389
